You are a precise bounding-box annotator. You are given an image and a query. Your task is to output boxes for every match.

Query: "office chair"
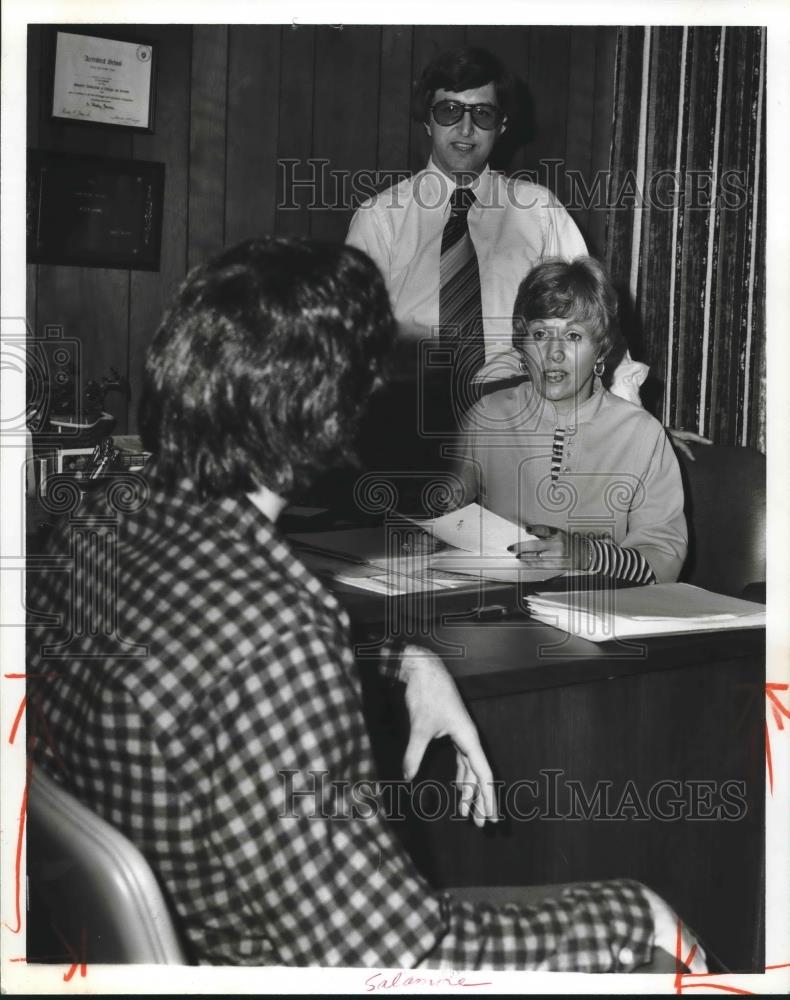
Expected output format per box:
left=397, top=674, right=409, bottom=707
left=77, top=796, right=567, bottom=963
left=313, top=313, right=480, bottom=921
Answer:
left=676, top=443, right=766, bottom=599
left=27, top=766, right=188, bottom=964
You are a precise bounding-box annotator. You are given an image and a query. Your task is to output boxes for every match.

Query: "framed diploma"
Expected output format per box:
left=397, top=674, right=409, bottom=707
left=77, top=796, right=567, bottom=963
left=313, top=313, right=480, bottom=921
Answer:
left=27, top=150, right=165, bottom=271
left=51, top=30, right=156, bottom=131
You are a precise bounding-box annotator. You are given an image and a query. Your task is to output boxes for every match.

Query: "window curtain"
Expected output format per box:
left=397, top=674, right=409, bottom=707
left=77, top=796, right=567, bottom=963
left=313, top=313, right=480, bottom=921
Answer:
left=605, top=26, right=766, bottom=451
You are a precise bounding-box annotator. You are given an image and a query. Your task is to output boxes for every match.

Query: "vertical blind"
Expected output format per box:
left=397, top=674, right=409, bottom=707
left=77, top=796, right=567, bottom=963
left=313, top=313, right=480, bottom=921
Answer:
left=606, top=26, right=766, bottom=451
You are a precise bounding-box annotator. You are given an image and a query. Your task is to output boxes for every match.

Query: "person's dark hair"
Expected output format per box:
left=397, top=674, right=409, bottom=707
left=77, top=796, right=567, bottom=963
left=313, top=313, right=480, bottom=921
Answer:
left=139, top=237, right=396, bottom=500
left=512, top=256, right=622, bottom=360
left=412, top=46, right=516, bottom=123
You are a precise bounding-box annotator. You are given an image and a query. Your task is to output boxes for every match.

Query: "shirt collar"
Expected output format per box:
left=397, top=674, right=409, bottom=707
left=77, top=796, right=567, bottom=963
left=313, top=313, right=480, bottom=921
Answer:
left=151, top=479, right=332, bottom=600
left=418, top=159, right=493, bottom=210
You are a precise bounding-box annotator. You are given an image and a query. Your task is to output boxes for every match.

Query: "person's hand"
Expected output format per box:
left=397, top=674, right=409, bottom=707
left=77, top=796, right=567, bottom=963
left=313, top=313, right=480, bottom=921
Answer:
left=507, top=524, right=590, bottom=571
left=641, top=885, right=708, bottom=973
left=399, top=646, right=499, bottom=828
left=666, top=428, right=713, bottom=462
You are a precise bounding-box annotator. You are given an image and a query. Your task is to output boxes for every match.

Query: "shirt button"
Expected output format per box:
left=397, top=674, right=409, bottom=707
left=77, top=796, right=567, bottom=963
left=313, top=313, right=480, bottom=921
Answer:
left=563, top=466, right=570, bottom=473
left=618, top=946, right=635, bottom=966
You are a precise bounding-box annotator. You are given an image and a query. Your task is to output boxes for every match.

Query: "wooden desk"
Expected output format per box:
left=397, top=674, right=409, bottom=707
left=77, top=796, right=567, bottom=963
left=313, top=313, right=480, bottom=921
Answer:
left=349, top=592, right=765, bottom=973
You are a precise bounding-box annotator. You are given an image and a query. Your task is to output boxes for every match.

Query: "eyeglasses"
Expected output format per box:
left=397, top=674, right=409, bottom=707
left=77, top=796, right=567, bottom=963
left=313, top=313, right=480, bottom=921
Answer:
left=430, top=100, right=505, bottom=131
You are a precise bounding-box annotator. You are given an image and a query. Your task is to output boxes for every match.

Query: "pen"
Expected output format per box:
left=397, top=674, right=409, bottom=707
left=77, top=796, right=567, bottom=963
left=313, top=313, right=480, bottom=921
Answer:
left=476, top=604, right=509, bottom=620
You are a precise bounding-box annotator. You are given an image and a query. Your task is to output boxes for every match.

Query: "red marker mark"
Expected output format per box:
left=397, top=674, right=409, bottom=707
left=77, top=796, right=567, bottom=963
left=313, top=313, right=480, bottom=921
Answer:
left=2, top=773, right=28, bottom=935
left=671, top=921, right=790, bottom=994
left=765, top=682, right=790, bottom=795
left=671, top=917, right=757, bottom=995
left=8, top=694, right=27, bottom=745
left=4, top=672, right=60, bottom=680
left=62, top=926, right=88, bottom=982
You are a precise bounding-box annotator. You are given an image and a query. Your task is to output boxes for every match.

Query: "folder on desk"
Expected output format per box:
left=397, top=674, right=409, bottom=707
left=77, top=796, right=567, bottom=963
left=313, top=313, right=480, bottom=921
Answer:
left=526, top=583, right=766, bottom=642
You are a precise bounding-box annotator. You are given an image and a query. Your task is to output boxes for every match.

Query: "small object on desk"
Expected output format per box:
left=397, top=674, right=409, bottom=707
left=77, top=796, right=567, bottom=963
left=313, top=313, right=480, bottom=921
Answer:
left=283, top=505, right=329, bottom=518
left=526, top=582, right=766, bottom=642
left=88, top=439, right=119, bottom=479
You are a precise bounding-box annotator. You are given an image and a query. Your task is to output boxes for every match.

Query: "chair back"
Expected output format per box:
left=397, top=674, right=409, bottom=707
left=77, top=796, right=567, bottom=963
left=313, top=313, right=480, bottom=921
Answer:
left=27, top=766, right=188, bottom=964
left=676, top=443, right=766, bottom=597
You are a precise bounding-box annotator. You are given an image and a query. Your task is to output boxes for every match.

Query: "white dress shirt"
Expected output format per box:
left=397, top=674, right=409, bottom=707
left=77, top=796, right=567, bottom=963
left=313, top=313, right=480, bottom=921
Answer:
left=347, top=160, right=648, bottom=404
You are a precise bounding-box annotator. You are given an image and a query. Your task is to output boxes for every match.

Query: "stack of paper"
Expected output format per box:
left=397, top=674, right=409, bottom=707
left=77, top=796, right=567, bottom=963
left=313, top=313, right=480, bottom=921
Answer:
left=527, top=583, right=766, bottom=642
left=417, top=504, right=561, bottom=583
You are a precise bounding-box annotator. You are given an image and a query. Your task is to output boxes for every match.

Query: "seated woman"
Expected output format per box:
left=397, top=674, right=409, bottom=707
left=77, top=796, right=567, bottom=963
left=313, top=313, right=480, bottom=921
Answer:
left=453, top=256, right=687, bottom=583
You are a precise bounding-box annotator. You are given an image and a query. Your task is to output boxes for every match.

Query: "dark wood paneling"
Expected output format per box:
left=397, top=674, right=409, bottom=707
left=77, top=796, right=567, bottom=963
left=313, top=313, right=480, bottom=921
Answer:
left=469, top=26, right=530, bottom=175
left=35, top=265, right=131, bottom=432
left=310, top=26, right=381, bottom=241
left=606, top=27, right=644, bottom=290
left=276, top=24, right=316, bottom=236
left=565, top=27, right=597, bottom=244
left=225, top=25, right=281, bottom=244
left=376, top=26, right=413, bottom=188
left=526, top=27, right=570, bottom=197
left=587, top=27, right=618, bottom=257
left=188, top=25, right=228, bottom=268
left=129, top=25, right=192, bottom=428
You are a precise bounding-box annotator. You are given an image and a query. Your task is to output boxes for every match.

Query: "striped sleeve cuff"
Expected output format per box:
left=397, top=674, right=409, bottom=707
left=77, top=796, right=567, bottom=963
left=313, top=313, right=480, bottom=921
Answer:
left=586, top=538, right=656, bottom=584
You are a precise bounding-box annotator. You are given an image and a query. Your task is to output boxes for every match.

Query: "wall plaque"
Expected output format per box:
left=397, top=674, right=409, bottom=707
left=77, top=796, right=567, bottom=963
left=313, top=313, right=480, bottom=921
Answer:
left=27, top=150, right=165, bottom=271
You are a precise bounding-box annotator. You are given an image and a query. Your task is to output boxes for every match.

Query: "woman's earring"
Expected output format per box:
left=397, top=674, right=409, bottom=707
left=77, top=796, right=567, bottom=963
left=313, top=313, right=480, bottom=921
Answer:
left=593, top=359, right=605, bottom=378
left=519, top=355, right=530, bottom=374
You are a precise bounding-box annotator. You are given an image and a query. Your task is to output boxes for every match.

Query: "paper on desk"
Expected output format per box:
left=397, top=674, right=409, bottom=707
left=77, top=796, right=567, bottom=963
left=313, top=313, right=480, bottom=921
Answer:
left=334, top=555, right=474, bottom=595
left=527, top=583, right=766, bottom=641
left=414, top=502, right=536, bottom=556
left=428, top=550, right=562, bottom=583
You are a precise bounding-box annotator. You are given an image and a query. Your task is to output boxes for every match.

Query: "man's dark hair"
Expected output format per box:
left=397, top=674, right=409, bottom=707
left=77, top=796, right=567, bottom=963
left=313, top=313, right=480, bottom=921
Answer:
left=412, top=46, right=516, bottom=123
left=139, top=237, right=396, bottom=500
left=512, top=256, right=623, bottom=361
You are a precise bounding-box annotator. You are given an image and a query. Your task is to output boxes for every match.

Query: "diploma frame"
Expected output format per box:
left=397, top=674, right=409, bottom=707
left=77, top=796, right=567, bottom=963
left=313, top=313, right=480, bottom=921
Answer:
left=50, top=29, right=157, bottom=132
left=27, top=149, right=165, bottom=271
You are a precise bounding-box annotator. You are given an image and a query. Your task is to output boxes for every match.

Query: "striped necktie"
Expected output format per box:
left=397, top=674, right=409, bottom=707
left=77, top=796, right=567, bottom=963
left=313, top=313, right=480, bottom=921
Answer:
left=439, top=187, right=485, bottom=403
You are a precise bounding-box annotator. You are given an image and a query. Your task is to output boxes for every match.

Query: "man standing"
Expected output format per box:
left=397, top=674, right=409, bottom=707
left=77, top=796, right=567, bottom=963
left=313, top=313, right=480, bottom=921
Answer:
left=346, top=46, right=648, bottom=406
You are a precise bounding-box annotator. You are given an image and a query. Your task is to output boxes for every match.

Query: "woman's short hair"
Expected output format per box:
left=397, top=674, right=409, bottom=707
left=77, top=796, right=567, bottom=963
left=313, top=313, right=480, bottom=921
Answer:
left=512, top=256, right=622, bottom=361
left=412, top=47, right=516, bottom=124
left=139, top=237, right=396, bottom=499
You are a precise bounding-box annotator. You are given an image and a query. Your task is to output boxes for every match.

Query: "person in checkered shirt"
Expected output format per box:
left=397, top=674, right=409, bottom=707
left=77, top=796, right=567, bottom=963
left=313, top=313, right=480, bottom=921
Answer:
left=27, top=237, right=704, bottom=971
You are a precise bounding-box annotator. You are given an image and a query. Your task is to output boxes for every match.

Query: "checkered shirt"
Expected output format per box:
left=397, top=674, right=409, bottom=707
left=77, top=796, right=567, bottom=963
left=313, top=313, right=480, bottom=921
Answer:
left=27, top=480, right=654, bottom=969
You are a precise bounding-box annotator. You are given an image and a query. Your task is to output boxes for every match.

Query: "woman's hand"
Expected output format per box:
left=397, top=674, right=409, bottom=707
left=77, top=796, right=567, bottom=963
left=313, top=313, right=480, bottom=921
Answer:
left=399, top=646, right=499, bottom=828
left=508, top=524, right=591, bottom=570
left=666, top=428, right=713, bottom=461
